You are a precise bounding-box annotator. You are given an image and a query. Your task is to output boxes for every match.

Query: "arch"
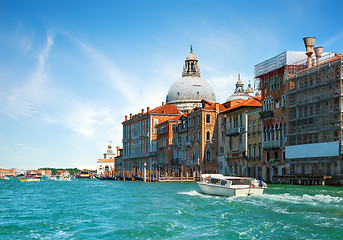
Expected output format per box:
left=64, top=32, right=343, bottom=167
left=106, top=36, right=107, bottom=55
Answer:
left=206, top=131, right=211, bottom=141
left=105, top=166, right=109, bottom=172
left=206, top=149, right=211, bottom=162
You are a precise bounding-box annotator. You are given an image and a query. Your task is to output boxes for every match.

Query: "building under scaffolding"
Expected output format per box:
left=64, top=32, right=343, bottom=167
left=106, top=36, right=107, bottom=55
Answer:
left=284, top=51, right=343, bottom=183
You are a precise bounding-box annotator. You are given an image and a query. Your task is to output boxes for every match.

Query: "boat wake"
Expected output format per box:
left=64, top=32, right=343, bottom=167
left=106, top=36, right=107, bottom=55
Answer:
left=178, top=190, right=204, bottom=197
left=260, top=193, right=343, bottom=206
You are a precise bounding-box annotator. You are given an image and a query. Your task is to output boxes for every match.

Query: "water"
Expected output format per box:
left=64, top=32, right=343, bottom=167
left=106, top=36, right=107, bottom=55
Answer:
left=1, top=179, right=342, bottom=239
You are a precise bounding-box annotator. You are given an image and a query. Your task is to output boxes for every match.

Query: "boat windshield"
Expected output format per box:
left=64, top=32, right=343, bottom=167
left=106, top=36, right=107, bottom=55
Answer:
left=230, top=179, right=251, bottom=185
left=209, top=178, right=228, bottom=186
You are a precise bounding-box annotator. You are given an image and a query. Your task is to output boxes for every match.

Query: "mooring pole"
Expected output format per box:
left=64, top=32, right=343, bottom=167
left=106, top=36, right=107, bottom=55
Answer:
left=144, top=162, right=147, bottom=182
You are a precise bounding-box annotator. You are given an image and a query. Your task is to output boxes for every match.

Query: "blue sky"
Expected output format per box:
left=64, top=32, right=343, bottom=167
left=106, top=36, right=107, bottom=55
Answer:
left=1, top=0, right=343, bottom=170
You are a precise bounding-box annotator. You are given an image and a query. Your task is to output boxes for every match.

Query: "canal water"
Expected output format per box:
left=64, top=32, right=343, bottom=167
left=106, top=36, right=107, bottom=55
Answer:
left=0, top=179, right=342, bottom=239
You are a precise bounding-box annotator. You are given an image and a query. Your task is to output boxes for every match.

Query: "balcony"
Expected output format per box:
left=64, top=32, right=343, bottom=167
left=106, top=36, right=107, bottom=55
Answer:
left=226, top=127, right=245, bottom=136
left=260, top=110, right=274, bottom=120
left=262, top=139, right=283, bottom=149
left=186, top=141, right=192, bottom=147
left=229, top=151, right=247, bottom=158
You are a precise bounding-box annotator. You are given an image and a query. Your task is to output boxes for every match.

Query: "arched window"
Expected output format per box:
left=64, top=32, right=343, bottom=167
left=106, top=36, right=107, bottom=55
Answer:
left=105, top=166, right=109, bottom=172
left=206, top=131, right=211, bottom=141
left=206, top=149, right=211, bottom=162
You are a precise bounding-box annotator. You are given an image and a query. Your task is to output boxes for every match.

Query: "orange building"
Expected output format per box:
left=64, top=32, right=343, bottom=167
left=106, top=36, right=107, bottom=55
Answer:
left=156, top=115, right=182, bottom=171
left=122, top=103, right=181, bottom=174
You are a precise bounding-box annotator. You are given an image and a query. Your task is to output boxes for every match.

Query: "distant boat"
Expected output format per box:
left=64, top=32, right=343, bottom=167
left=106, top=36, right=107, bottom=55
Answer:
left=18, top=175, right=40, bottom=182
left=197, top=174, right=267, bottom=197
left=47, top=175, right=58, bottom=181
left=59, top=172, right=71, bottom=181
left=0, top=175, right=10, bottom=180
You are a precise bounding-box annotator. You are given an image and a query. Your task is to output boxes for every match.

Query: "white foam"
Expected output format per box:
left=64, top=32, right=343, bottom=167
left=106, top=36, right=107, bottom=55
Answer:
left=260, top=193, right=343, bottom=206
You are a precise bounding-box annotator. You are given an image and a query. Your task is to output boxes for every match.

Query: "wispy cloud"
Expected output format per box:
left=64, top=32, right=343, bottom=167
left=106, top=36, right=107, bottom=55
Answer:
left=322, top=31, right=343, bottom=48
left=1, top=31, right=55, bottom=118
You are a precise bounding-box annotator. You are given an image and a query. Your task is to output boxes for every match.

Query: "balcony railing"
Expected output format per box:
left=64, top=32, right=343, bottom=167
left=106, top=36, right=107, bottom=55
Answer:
left=262, top=139, right=283, bottom=149
left=186, top=141, right=192, bottom=147
left=226, top=127, right=245, bottom=136
left=260, top=110, right=274, bottom=119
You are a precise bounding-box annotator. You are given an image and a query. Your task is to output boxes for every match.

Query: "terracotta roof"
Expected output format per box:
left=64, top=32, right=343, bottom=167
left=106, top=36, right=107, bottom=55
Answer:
left=149, top=104, right=181, bottom=114
left=221, top=97, right=261, bottom=114
left=201, top=99, right=227, bottom=111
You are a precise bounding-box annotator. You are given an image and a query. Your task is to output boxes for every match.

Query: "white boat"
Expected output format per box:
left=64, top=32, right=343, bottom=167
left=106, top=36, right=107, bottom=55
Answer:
left=59, top=172, right=71, bottom=181
left=47, top=175, right=58, bottom=180
left=197, top=174, right=267, bottom=197
left=18, top=176, right=40, bottom=182
left=0, top=175, right=10, bottom=180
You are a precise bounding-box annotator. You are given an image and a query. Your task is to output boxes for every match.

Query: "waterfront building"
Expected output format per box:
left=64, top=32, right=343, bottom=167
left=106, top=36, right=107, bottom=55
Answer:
left=284, top=37, right=343, bottom=183
left=156, top=116, right=181, bottom=171
left=221, top=97, right=262, bottom=177
left=166, top=47, right=216, bottom=113
left=122, top=103, right=181, bottom=174
left=247, top=107, right=263, bottom=178
left=172, top=100, right=225, bottom=175
left=97, top=143, right=116, bottom=175
left=0, top=168, right=20, bottom=176
left=254, top=50, right=308, bottom=182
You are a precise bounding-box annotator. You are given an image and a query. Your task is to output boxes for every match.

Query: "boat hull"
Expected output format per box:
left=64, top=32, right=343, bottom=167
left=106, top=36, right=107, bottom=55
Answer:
left=18, top=178, right=40, bottom=182
left=197, top=183, right=264, bottom=197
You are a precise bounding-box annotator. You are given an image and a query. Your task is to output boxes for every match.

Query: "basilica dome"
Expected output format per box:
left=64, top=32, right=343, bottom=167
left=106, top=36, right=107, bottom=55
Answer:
left=166, top=48, right=216, bottom=112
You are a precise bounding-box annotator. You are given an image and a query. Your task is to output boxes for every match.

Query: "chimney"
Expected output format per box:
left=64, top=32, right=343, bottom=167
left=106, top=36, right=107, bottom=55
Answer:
left=147, top=107, right=150, bottom=113
left=142, top=109, right=144, bottom=114
left=215, top=103, right=219, bottom=113
left=303, top=37, right=316, bottom=68
left=314, top=47, right=323, bottom=65
left=162, top=102, right=164, bottom=106
left=125, top=115, right=127, bottom=121
left=130, top=113, right=132, bottom=119
left=116, top=146, right=120, bottom=156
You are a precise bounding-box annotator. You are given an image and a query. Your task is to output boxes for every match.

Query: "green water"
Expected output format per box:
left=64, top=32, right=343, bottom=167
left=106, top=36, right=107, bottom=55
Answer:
left=0, top=179, right=342, bottom=239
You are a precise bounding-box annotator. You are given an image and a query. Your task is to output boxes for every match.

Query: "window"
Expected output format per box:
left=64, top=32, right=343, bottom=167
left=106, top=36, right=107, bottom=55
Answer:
left=206, top=131, right=211, bottom=141
left=248, top=123, right=251, bottom=135
left=206, top=149, right=212, bottom=162
left=206, top=114, right=211, bottom=124
left=198, top=115, right=201, bottom=125
left=198, top=131, right=201, bottom=142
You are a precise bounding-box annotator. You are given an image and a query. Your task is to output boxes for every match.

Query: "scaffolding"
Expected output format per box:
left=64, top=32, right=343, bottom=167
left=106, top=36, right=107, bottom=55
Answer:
left=284, top=52, right=343, bottom=148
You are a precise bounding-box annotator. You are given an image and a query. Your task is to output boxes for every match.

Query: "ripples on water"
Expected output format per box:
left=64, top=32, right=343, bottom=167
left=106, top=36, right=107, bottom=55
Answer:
left=0, top=179, right=342, bottom=239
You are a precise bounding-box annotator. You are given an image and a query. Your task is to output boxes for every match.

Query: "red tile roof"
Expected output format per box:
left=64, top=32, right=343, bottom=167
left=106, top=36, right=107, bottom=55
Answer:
left=221, top=97, right=261, bottom=114
left=149, top=104, right=181, bottom=114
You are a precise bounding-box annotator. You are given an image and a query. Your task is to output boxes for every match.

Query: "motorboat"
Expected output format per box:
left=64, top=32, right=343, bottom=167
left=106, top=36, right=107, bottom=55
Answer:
left=59, top=172, right=71, bottom=181
left=197, top=174, right=267, bottom=197
left=0, top=175, right=10, bottom=180
left=18, top=175, right=40, bottom=182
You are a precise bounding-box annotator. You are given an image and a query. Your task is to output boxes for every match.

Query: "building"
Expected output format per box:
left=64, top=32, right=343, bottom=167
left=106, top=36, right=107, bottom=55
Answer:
left=171, top=100, right=226, bottom=175
left=122, top=103, right=181, bottom=174
left=97, top=143, right=116, bottom=175
left=166, top=47, right=216, bottom=112
left=156, top=116, right=181, bottom=171
left=285, top=37, right=343, bottom=183
left=221, top=97, right=262, bottom=177
left=247, top=107, right=263, bottom=178
left=254, top=50, right=309, bottom=182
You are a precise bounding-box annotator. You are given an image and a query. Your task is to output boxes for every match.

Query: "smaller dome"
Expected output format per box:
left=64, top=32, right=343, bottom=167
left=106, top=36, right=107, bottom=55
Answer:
left=187, top=52, right=197, bottom=60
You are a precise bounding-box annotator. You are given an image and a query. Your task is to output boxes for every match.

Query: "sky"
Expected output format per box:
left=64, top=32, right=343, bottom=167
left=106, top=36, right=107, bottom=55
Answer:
left=1, top=0, right=343, bottom=170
